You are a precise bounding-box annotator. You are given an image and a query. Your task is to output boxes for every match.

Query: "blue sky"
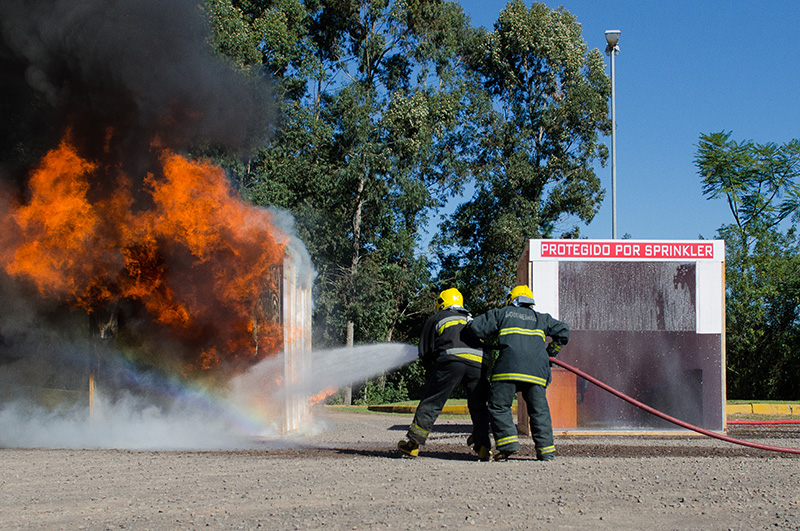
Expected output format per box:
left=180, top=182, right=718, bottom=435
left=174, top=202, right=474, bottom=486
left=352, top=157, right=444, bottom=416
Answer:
left=452, top=0, right=800, bottom=241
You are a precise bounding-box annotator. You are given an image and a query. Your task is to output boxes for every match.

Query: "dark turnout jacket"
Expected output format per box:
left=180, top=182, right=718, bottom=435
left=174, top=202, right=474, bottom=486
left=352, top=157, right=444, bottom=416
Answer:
left=468, top=304, right=569, bottom=386
left=418, top=306, right=486, bottom=368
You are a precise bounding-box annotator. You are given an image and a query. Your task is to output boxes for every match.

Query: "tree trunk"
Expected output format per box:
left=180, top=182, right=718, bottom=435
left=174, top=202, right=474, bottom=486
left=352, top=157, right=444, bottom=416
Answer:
left=343, top=320, right=354, bottom=406
left=342, top=174, right=365, bottom=407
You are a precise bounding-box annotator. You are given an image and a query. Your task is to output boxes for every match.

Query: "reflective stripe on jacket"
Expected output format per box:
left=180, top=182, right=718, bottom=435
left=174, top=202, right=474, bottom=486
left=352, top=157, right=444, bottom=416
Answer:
left=419, top=307, right=486, bottom=368
left=468, top=304, right=569, bottom=386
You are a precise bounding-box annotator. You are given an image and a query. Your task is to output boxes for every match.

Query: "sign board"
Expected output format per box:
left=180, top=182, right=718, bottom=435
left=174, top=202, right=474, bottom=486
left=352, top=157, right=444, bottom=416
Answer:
left=518, top=239, right=726, bottom=432
left=534, top=240, right=723, bottom=261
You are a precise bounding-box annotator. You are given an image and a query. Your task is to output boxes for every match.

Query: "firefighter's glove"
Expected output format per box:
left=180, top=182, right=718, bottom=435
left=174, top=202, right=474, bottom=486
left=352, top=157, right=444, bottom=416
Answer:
left=547, top=343, right=562, bottom=358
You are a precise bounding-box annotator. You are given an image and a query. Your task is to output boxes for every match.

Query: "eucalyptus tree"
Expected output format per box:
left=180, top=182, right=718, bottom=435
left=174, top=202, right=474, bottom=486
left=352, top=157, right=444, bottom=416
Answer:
left=207, top=0, right=483, bottom=350
left=695, top=132, right=800, bottom=399
left=436, top=0, right=610, bottom=311
left=302, top=0, right=487, bottom=349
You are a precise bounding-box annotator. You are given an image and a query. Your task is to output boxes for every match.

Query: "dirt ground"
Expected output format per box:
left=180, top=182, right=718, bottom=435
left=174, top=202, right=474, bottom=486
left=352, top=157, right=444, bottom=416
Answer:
left=1, top=408, right=799, bottom=530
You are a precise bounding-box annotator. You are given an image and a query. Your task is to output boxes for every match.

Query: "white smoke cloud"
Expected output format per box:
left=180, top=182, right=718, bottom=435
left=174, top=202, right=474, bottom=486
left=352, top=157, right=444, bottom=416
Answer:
left=0, top=343, right=418, bottom=450
left=268, top=207, right=316, bottom=290
left=0, top=394, right=256, bottom=450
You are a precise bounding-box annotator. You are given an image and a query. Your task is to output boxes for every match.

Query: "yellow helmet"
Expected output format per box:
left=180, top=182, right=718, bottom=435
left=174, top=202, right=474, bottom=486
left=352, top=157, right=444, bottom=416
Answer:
left=437, top=288, right=464, bottom=311
left=508, top=285, right=534, bottom=305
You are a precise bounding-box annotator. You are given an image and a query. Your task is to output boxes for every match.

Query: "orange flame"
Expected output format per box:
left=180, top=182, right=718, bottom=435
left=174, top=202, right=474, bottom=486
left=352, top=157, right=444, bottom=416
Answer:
left=310, top=386, right=338, bottom=405
left=1, top=135, right=286, bottom=374
left=6, top=140, right=103, bottom=301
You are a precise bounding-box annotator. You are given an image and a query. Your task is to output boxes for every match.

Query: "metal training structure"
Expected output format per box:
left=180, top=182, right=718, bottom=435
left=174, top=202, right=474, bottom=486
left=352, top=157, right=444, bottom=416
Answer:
left=517, top=239, right=726, bottom=434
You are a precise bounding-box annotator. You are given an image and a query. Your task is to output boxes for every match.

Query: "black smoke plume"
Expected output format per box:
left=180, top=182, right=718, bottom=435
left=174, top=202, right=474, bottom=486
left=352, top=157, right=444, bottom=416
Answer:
left=0, top=0, right=276, bottom=382
left=0, top=0, right=272, bottom=184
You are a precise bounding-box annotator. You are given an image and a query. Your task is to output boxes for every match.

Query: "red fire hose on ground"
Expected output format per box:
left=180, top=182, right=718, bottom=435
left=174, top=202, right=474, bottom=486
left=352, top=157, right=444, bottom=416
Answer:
left=549, top=358, right=800, bottom=455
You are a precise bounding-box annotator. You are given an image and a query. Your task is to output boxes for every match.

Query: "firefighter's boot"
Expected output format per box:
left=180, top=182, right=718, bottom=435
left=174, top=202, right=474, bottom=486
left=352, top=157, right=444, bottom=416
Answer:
left=475, top=445, right=491, bottom=462
left=492, top=449, right=516, bottom=462
left=397, top=439, right=420, bottom=457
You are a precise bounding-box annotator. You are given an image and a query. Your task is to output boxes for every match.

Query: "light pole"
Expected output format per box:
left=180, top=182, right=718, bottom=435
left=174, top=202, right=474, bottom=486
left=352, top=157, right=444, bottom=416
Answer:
left=605, top=29, right=620, bottom=239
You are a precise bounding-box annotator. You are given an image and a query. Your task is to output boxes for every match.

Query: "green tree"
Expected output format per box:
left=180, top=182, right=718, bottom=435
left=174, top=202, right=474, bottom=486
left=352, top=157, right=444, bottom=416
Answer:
left=695, top=131, right=800, bottom=399
left=435, top=0, right=610, bottom=311
left=205, top=1, right=614, bottom=402
left=206, top=1, right=487, bottom=404
left=203, top=0, right=317, bottom=182
left=228, top=1, right=482, bottom=350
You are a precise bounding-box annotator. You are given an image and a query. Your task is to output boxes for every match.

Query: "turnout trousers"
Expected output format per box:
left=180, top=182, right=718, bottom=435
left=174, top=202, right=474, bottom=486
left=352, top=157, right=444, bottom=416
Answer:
left=488, top=380, right=555, bottom=459
left=406, top=360, right=490, bottom=447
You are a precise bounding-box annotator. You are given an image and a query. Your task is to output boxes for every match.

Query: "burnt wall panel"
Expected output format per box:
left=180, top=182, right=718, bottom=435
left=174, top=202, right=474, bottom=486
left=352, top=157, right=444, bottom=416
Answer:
left=559, top=262, right=696, bottom=331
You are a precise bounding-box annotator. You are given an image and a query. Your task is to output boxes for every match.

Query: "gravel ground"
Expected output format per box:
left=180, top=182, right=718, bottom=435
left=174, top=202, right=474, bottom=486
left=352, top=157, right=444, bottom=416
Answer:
left=1, top=408, right=799, bottom=530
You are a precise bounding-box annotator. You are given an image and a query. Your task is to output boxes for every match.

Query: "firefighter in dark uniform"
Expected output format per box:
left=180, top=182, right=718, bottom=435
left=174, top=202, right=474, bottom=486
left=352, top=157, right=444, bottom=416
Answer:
left=468, top=285, right=569, bottom=461
left=397, top=288, right=491, bottom=460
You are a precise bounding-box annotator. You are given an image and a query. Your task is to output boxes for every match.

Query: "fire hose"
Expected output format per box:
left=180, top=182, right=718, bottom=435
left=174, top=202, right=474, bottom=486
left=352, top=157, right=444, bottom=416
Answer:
left=549, top=358, right=800, bottom=455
